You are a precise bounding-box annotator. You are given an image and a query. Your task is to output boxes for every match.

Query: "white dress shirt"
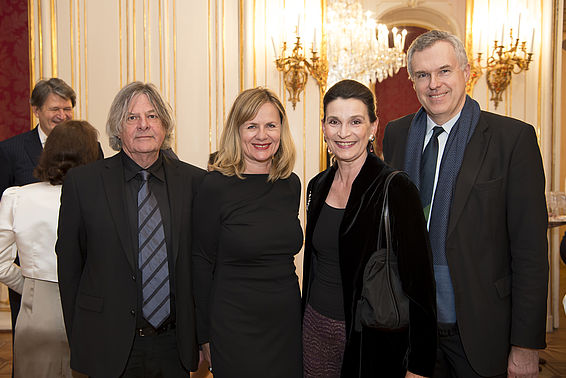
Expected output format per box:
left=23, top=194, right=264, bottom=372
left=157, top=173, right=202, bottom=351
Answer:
left=0, top=182, right=62, bottom=293
left=423, top=112, right=461, bottom=229
left=37, top=125, right=47, bottom=147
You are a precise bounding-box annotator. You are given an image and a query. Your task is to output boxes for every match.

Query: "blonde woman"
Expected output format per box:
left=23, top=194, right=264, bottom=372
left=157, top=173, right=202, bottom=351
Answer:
left=193, top=87, right=303, bottom=378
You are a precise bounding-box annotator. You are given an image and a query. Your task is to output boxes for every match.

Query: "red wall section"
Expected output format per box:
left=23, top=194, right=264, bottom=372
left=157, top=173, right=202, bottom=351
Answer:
left=374, top=26, right=428, bottom=155
left=0, top=0, right=30, bottom=141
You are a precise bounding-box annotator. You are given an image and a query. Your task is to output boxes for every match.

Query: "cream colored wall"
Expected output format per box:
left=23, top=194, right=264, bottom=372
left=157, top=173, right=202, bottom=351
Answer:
left=27, top=0, right=566, bottom=320
left=28, top=0, right=327, bottom=285
left=363, top=0, right=466, bottom=38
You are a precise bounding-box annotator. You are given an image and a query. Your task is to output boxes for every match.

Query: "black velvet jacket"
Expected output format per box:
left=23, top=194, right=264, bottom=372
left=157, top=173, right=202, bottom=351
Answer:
left=302, top=153, right=437, bottom=377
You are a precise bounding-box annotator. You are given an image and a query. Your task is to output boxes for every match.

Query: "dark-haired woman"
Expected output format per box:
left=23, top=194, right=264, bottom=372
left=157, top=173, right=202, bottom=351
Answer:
left=302, top=80, right=437, bottom=378
left=0, top=120, right=99, bottom=377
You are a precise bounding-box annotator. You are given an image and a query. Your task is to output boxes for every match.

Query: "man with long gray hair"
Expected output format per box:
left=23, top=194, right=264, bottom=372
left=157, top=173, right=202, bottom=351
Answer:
left=56, top=81, right=205, bottom=377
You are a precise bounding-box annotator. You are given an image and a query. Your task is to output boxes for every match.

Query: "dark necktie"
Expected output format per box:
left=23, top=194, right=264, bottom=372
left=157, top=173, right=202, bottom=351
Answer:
left=420, top=126, right=444, bottom=223
left=138, top=170, right=170, bottom=328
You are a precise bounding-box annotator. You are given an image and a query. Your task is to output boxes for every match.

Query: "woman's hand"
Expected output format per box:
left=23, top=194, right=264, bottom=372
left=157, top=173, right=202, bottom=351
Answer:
left=405, top=372, right=428, bottom=378
left=199, top=342, right=212, bottom=372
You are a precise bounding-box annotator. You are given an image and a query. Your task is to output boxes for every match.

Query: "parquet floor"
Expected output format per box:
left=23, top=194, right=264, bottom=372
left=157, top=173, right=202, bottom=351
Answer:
left=539, top=260, right=566, bottom=378
left=0, top=263, right=564, bottom=378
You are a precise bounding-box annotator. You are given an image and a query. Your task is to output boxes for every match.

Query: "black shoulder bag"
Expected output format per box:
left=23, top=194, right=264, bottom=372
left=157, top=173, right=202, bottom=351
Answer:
left=354, top=170, right=410, bottom=332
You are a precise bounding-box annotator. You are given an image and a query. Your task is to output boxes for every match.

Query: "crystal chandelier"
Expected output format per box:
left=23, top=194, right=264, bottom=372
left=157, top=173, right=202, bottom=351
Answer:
left=326, top=0, right=407, bottom=87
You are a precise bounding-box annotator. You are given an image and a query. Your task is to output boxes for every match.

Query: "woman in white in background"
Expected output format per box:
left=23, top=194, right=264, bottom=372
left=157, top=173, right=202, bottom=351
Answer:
left=0, top=120, right=99, bottom=378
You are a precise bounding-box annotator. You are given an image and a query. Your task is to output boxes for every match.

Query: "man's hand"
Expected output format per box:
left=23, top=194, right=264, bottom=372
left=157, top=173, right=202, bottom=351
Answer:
left=507, top=346, right=539, bottom=378
left=405, top=371, right=427, bottom=378
left=199, top=342, right=212, bottom=372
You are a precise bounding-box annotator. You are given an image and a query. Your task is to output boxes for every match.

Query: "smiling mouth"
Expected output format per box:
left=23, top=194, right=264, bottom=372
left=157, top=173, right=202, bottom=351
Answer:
left=429, top=92, right=448, bottom=99
left=252, top=143, right=271, bottom=150
left=335, top=141, right=356, bottom=148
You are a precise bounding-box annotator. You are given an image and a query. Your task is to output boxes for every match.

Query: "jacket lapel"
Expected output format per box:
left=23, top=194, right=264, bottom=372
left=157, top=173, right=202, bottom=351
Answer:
left=341, top=154, right=385, bottom=235
left=306, top=167, right=335, bottom=243
left=102, top=155, right=136, bottom=270
left=447, top=113, right=491, bottom=237
left=24, top=127, right=43, bottom=167
left=163, top=157, right=183, bottom=263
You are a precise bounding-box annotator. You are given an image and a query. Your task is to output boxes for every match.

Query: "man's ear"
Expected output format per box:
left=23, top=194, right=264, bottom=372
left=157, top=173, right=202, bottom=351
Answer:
left=32, top=106, right=41, bottom=118
left=463, top=63, right=471, bottom=82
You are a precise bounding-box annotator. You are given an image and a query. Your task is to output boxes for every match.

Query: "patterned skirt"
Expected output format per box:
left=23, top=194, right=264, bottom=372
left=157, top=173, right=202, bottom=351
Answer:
left=302, top=304, right=346, bottom=378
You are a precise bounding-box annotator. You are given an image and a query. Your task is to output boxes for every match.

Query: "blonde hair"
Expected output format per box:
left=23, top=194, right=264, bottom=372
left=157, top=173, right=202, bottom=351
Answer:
left=211, top=87, right=295, bottom=182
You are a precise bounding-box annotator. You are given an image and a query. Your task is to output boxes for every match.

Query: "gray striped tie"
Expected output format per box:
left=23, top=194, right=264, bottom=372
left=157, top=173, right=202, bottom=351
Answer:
left=138, top=170, right=170, bottom=328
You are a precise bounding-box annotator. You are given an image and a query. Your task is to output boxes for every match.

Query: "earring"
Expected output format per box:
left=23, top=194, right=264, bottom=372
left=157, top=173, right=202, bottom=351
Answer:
left=369, top=134, right=375, bottom=142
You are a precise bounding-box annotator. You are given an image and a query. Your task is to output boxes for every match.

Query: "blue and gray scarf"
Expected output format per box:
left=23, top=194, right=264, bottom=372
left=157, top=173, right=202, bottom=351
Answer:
left=404, top=95, right=481, bottom=323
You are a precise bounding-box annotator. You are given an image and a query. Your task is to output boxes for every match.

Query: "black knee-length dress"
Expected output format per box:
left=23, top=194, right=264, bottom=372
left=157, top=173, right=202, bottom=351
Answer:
left=193, top=171, right=303, bottom=378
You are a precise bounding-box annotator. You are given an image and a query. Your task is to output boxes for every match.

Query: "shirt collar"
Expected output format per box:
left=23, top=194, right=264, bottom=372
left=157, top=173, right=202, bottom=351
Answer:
left=426, top=111, right=461, bottom=136
left=121, top=150, right=165, bottom=183
left=37, top=125, right=48, bottom=147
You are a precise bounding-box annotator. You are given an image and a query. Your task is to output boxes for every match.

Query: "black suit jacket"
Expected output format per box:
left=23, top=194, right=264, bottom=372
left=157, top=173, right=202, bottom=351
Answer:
left=383, top=111, right=548, bottom=376
left=0, top=127, right=42, bottom=196
left=0, top=126, right=104, bottom=197
left=56, top=152, right=205, bottom=377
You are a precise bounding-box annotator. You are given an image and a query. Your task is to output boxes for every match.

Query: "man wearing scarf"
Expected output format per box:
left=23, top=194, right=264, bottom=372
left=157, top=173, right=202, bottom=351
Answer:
left=383, top=30, right=548, bottom=378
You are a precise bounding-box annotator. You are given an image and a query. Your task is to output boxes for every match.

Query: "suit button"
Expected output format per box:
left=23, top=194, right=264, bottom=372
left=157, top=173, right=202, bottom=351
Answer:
left=132, top=275, right=136, bottom=281
left=130, top=310, right=135, bottom=316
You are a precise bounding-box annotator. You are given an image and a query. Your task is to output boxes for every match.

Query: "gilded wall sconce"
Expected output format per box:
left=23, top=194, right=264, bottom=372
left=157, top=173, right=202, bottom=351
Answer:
left=273, top=34, right=328, bottom=109
left=468, top=27, right=534, bottom=109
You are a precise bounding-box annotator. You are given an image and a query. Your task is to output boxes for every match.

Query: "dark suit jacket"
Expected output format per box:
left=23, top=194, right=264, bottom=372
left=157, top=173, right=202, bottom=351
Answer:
left=0, top=127, right=42, bottom=196
left=0, top=126, right=104, bottom=197
left=383, top=111, right=549, bottom=376
left=301, top=153, right=437, bottom=377
left=56, top=152, right=205, bottom=377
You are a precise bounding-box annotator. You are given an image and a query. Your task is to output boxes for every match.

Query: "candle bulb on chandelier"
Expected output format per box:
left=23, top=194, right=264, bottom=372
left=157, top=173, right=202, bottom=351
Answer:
left=517, top=13, right=521, bottom=40
left=271, top=37, right=278, bottom=58
left=313, top=28, right=317, bottom=52
left=530, top=28, right=535, bottom=53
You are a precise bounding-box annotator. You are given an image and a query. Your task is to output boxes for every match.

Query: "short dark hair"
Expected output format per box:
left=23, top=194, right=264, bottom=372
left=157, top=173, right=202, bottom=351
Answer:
left=323, top=80, right=377, bottom=123
left=30, top=78, right=77, bottom=108
left=34, top=120, right=99, bottom=185
left=406, top=30, right=468, bottom=79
